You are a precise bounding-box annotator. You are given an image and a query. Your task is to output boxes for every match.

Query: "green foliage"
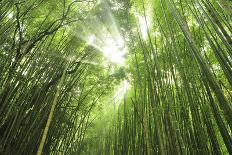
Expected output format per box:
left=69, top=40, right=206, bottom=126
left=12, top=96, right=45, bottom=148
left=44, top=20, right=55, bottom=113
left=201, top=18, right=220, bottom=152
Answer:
left=0, top=0, right=232, bottom=154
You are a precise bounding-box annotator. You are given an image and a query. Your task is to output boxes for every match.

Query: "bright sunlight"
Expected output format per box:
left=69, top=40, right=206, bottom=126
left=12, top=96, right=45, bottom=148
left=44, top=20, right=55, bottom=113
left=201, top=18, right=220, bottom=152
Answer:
left=79, top=1, right=128, bottom=66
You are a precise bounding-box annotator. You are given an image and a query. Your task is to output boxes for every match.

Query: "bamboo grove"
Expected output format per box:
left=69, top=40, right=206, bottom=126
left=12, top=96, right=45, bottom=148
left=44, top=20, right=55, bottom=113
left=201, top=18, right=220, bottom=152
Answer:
left=0, top=0, right=231, bottom=155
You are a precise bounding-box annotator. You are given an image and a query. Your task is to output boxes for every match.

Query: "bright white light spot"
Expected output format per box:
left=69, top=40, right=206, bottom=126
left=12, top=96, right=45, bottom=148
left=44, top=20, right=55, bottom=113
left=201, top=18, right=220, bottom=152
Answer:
left=102, top=37, right=126, bottom=65
left=7, top=13, right=13, bottom=19
left=84, top=35, right=126, bottom=65
left=138, top=16, right=148, bottom=39
left=88, top=35, right=95, bottom=44
left=103, top=47, right=125, bottom=65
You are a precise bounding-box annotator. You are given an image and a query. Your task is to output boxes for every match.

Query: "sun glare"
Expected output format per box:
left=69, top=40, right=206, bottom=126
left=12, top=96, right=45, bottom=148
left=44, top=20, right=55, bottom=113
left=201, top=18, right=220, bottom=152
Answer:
left=79, top=0, right=128, bottom=66
left=102, top=37, right=126, bottom=65
left=86, top=34, right=127, bottom=65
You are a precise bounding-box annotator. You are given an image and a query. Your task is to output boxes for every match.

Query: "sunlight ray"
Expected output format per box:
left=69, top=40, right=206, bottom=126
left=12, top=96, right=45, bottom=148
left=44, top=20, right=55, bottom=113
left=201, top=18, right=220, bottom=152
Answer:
left=75, top=0, right=127, bottom=66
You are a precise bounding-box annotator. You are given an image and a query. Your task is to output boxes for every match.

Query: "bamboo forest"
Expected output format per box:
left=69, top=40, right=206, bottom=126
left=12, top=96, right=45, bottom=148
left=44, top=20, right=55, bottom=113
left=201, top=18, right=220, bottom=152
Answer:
left=1, top=0, right=232, bottom=154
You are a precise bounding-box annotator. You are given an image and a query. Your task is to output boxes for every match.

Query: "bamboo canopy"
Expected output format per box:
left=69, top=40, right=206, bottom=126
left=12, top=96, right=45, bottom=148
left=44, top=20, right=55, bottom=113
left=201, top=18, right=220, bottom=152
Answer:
left=0, top=0, right=231, bottom=154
